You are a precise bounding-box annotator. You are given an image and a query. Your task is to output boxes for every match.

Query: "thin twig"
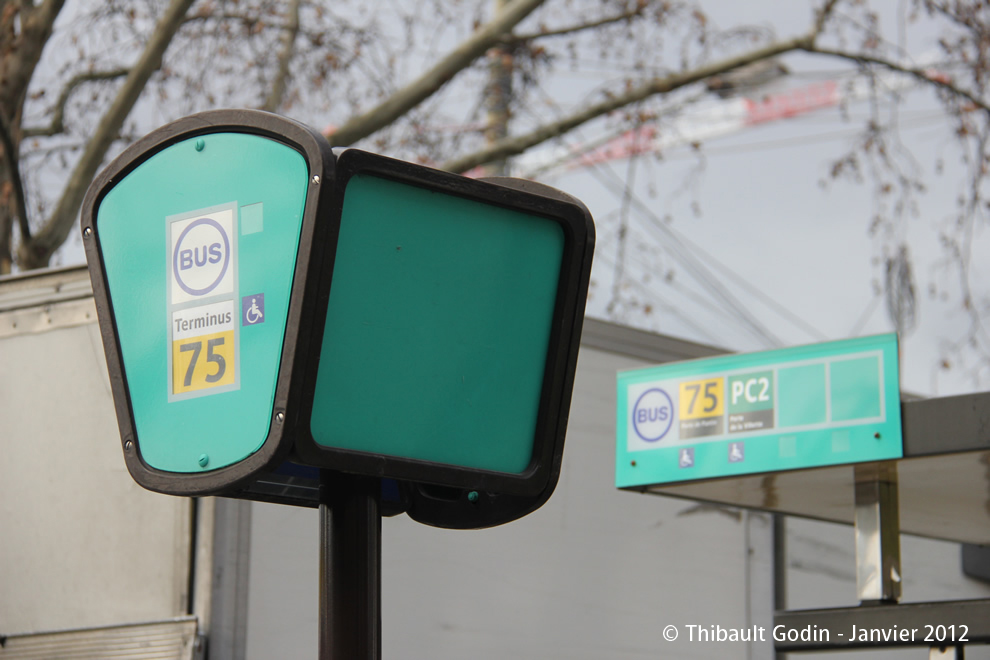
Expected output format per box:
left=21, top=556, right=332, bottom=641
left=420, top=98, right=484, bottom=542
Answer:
left=802, top=45, right=990, bottom=116
left=505, top=7, right=645, bottom=44
left=814, top=0, right=843, bottom=35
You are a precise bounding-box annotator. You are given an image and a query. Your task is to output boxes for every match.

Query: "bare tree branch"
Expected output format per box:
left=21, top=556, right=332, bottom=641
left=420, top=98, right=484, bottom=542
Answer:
left=506, top=7, right=645, bottom=43
left=261, top=0, right=300, bottom=113
left=0, top=109, right=30, bottom=240
left=0, top=0, right=65, bottom=120
left=18, top=0, right=195, bottom=269
left=814, top=0, right=843, bottom=35
left=182, top=11, right=259, bottom=24
left=441, top=33, right=816, bottom=173
left=22, top=68, right=130, bottom=138
left=801, top=44, right=990, bottom=116
left=325, top=0, right=547, bottom=147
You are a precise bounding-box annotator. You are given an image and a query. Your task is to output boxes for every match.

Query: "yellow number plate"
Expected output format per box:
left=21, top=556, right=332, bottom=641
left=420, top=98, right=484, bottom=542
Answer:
left=172, top=329, right=236, bottom=394
left=679, top=377, right=724, bottom=420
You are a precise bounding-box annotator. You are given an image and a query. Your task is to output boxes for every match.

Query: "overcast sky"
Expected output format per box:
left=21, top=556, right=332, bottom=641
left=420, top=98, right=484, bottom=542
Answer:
left=534, top=1, right=985, bottom=398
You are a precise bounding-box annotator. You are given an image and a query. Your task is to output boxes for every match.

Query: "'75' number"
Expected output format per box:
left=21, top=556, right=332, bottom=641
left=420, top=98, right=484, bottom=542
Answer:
left=679, top=377, right=724, bottom=419
left=179, top=337, right=226, bottom=387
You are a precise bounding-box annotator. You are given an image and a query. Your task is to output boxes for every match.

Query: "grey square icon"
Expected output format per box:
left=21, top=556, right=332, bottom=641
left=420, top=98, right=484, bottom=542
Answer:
left=728, top=441, right=745, bottom=463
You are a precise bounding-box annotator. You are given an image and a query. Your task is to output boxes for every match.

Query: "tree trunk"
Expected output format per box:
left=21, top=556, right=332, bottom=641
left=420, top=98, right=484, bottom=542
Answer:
left=0, top=0, right=65, bottom=272
left=482, top=0, right=514, bottom=177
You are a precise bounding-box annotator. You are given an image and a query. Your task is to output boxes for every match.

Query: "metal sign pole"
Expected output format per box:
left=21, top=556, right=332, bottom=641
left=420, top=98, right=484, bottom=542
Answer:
left=853, top=462, right=901, bottom=604
left=319, top=471, right=381, bottom=660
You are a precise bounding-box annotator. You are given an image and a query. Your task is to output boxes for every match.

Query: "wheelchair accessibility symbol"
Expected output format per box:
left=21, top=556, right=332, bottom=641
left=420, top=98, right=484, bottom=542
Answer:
left=242, top=294, right=265, bottom=326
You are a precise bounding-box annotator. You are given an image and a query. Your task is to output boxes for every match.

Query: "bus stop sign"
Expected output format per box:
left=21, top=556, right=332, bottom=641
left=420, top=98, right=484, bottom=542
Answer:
left=84, top=111, right=595, bottom=530
left=83, top=110, right=334, bottom=496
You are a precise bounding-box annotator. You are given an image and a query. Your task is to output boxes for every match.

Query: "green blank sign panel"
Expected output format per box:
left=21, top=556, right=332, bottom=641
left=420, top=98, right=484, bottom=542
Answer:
left=616, top=334, right=902, bottom=488
left=309, top=174, right=564, bottom=474
left=97, top=133, right=309, bottom=473
left=777, top=364, right=827, bottom=427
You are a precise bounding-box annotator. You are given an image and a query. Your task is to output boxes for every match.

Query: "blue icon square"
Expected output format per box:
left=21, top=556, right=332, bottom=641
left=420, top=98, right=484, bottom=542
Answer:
left=242, top=294, right=265, bottom=326
left=728, top=442, right=745, bottom=463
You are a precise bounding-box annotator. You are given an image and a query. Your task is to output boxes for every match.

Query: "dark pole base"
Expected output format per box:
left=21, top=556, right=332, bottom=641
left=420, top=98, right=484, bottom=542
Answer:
left=319, top=471, right=382, bottom=660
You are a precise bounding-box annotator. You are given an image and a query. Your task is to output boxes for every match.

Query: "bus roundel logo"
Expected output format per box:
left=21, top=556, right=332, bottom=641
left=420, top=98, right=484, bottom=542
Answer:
left=633, top=388, right=674, bottom=442
left=172, top=217, right=231, bottom=297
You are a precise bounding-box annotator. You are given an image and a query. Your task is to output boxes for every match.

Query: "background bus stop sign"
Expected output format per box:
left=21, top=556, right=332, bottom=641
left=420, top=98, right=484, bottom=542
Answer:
left=616, top=334, right=903, bottom=488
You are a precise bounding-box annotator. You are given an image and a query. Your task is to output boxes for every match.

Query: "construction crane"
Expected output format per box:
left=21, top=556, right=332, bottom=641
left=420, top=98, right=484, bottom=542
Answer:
left=514, top=62, right=937, bottom=179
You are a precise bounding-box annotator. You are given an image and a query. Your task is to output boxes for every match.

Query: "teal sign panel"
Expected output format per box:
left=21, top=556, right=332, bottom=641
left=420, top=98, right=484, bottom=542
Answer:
left=615, top=334, right=902, bottom=488
left=96, top=132, right=309, bottom=473
left=308, top=173, right=564, bottom=474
